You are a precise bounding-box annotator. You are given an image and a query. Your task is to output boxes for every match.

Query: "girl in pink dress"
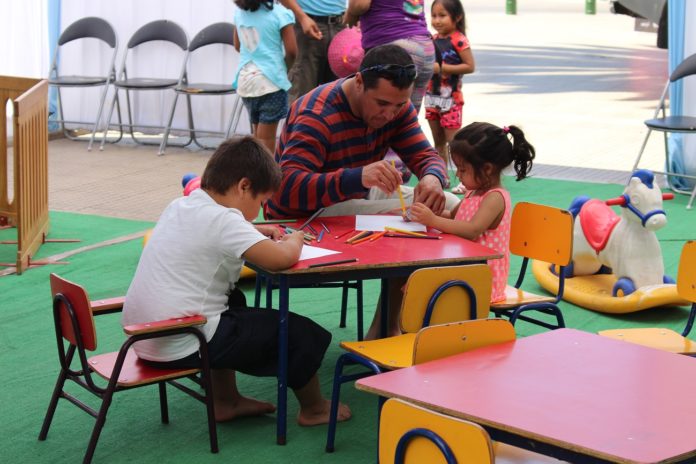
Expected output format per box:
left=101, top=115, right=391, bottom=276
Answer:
left=409, top=122, right=535, bottom=302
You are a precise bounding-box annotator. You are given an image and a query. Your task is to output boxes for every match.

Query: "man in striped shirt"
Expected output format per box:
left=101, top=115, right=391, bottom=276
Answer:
left=265, top=44, right=459, bottom=339
left=265, top=44, right=459, bottom=221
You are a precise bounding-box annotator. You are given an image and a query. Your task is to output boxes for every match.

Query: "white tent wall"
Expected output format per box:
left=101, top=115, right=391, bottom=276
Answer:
left=0, top=0, right=50, bottom=139
left=59, top=0, right=249, bottom=138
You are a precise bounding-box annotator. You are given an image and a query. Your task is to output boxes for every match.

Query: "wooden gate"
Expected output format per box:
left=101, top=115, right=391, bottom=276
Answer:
left=0, top=76, right=49, bottom=275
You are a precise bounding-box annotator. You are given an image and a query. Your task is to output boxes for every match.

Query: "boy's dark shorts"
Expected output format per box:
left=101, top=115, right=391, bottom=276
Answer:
left=145, top=288, right=331, bottom=390
left=241, top=90, right=288, bottom=125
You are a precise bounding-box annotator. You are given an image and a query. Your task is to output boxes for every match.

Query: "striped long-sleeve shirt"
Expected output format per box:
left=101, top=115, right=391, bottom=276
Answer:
left=264, top=78, right=447, bottom=219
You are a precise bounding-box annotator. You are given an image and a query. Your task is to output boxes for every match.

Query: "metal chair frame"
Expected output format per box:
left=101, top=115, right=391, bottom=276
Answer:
left=633, top=52, right=696, bottom=210
left=100, top=20, right=191, bottom=151
left=159, top=22, right=245, bottom=155
left=48, top=16, right=122, bottom=151
left=38, top=274, right=218, bottom=463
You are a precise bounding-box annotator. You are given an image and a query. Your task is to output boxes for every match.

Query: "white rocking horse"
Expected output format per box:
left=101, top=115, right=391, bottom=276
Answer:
left=567, top=169, right=674, bottom=297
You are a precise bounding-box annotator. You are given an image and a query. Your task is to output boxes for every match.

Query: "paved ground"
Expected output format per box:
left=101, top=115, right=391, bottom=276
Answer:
left=30, top=0, right=670, bottom=222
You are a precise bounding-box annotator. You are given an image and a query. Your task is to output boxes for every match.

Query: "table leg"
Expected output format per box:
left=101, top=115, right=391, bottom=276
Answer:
left=277, top=275, right=288, bottom=445
left=380, top=279, right=388, bottom=338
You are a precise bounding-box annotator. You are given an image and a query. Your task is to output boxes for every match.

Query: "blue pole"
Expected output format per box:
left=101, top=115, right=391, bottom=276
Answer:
left=666, top=0, right=688, bottom=189
left=47, top=0, right=61, bottom=132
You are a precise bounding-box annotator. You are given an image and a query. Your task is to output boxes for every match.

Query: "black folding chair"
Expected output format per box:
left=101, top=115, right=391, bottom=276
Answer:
left=48, top=17, right=121, bottom=151
left=159, top=22, right=245, bottom=155
left=99, top=20, right=190, bottom=151
left=633, top=51, right=696, bottom=210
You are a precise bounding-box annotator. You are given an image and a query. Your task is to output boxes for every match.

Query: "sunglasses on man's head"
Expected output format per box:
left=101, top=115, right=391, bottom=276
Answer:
left=359, top=64, right=417, bottom=80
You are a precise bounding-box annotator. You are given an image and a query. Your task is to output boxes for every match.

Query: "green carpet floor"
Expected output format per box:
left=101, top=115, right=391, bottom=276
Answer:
left=1, top=177, right=694, bottom=463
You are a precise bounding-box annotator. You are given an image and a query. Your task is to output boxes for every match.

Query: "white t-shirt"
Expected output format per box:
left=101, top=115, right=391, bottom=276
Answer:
left=122, top=189, right=267, bottom=362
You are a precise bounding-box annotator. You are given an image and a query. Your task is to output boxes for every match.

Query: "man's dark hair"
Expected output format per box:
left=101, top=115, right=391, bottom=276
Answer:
left=234, top=0, right=273, bottom=12
left=201, top=136, right=281, bottom=196
left=359, top=44, right=415, bottom=90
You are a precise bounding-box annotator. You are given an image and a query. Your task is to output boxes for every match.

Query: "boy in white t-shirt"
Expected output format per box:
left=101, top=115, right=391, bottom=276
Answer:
left=122, top=136, right=350, bottom=425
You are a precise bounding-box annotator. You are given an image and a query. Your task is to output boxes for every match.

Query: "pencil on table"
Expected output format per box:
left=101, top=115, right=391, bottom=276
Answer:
left=384, top=226, right=427, bottom=237
left=384, top=233, right=441, bottom=240
left=368, top=231, right=386, bottom=242
left=350, top=232, right=376, bottom=245
left=335, top=229, right=354, bottom=240
left=320, top=221, right=330, bottom=233
left=317, top=230, right=325, bottom=243
left=345, top=230, right=371, bottom=243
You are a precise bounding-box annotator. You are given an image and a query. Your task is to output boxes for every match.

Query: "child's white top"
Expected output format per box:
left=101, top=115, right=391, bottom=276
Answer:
left=122, top=188, right=267, bottom=362
left=233, top=4, right=295, bottom=94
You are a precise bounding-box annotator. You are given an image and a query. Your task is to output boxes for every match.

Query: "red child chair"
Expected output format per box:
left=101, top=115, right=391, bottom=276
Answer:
left=38, top=273, right=218, bottom=463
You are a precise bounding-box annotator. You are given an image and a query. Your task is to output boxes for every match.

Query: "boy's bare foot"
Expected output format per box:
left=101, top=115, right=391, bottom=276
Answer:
left=214, top=396, right=277, bottom=422
left=297, top=399, right=351, bottom=426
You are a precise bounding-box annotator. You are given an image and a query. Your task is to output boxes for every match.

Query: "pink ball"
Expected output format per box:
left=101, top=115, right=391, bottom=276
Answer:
left=183, top=176, right=201, bottom=196
left=328, top=27, right=364, bottom=78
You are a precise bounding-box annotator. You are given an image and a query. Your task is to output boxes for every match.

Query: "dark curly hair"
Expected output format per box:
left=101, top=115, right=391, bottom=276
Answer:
left=234, top=0, right=273, bottom=12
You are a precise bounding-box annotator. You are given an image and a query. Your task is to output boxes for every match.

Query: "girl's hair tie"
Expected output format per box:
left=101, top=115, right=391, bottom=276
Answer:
left=502, top=126, right=510, bottom=134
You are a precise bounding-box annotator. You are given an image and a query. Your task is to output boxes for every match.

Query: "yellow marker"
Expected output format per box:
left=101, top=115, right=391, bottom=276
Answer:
left=391, top=159, right=407, bottom=216
left=384, top=226, right=427, bottom=237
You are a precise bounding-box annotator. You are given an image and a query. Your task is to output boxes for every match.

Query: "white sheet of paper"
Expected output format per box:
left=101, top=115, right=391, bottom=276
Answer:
left=299, top=245, right=341, bottom=261
left=355, top=215, right=427, bottom=232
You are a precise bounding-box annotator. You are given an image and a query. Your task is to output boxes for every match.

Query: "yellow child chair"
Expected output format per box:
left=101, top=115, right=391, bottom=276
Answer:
left=325, top=265, right=494, bottom=452
left=490, top=202, right=574, bottom=330
left=379, top=398, right=494, bottom=464
left=599, top=240, right=696, bottom=354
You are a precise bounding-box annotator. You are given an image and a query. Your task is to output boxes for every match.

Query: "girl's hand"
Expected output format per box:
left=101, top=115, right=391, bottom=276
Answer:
left=409, top=202, right=436, bottom=226
left=255, top=225, right=283, bottom=240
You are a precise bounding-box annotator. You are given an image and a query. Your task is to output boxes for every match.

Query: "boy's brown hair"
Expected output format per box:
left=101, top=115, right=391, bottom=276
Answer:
left=201, top=136, right=281, bottom=196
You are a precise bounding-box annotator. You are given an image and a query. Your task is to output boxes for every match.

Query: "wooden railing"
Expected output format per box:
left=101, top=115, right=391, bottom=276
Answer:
left=0, top=76, right=49, bottom=274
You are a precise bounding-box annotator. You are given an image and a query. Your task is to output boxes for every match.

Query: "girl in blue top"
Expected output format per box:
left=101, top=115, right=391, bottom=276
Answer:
left=234, top=0, right=297, bottom=153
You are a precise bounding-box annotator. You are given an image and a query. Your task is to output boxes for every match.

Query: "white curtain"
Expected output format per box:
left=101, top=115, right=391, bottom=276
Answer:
left=1, top=0, right=50, bottom=137
left=58, top=0, right=244, bottom=134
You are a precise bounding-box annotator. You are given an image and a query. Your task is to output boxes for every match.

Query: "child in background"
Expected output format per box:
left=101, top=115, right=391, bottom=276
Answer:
left=424, top=0, right=475, bottom=190
left=123, top=136, right=350, bottom=426
left=409, top=122, right=535, bottom=303
left=233, top=0, right=297, bottom=153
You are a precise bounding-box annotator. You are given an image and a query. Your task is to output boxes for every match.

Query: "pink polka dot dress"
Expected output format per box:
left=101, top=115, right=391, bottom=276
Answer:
left=454, top=188, right=511, bottom=303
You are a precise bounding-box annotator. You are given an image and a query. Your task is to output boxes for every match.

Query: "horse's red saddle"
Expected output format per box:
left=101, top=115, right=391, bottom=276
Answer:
left=579, top=199, right=621, bottom=253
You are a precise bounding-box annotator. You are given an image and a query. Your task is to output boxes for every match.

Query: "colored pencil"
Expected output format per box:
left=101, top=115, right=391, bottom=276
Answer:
left=345, top=230, right=371, bottom=243
left=384, top=233, right=441, bottom=240
left=392, top=159, right=407, bottom=216
left=334, top=229, right=354, bottom=240
left=308, top=258, right=359, bottom=268
left=317, top=230, right=325, bottom=243
left=320, top=221, right=330, bottom=233
left=253, top=219, right=297, bottom=224
left=384, top=226, right=427, bottom=237
left=350, top=232, right=376, bottom=245
left=307, top=224, right=319, bottom=235
left=368, top=231, right=386, bottom=242
left=297, top=207, right=326, bottom=231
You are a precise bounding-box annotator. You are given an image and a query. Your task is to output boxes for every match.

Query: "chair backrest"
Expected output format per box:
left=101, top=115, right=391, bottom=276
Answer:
left=509, top=202, right=573, bottom=266
left=412, top=319, right=515, bottom=365
left=379, top=398, right=494, bottom=464
left=677, top=240, right=696, bottom=302
left=128, top=20, right=188, bottom=50
left=670, top=52, right=696, bottom=82
left=400, top=265, right=492, bottom=334
left=49, top=273, right=97, bottom=351
left=189, top=22, right=235, bottom=52
left=58, top=17, right=117, bottom=48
